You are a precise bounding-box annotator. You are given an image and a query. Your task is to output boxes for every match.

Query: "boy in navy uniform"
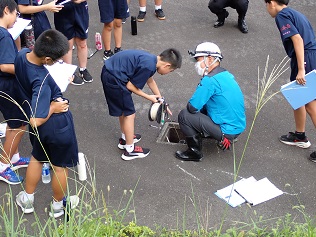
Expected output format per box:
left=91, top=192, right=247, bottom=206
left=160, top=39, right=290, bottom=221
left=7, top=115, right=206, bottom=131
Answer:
left=16, top=0, right=62, bottom=39
left=101, top=49, right=182, bottom=160
left=265, top=0, right=316, bottom=161
left=175, top=42, right=246, bottom=162
left=0, top=0, right=30, bottom=185
left=98, top=0, right=129, bottom=60
left=54, top=0, right=93, bottom=86
left=15, top=29, right=79, bottom=217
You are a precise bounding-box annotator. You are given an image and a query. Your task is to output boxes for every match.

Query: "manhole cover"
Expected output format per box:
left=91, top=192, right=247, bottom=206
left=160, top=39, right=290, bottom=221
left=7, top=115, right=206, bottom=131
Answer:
left=157, top=122, right=186, bottom=145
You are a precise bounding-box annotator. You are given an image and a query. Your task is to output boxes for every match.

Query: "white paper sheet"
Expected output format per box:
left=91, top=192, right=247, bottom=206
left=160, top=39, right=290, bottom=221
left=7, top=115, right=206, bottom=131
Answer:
left=44, top=62, right=77, bottom=92
left=234, top=177, right=283, bottom=206
left=8, top=18, right=31, bottom=40
left=215, top=176, right=257, bottom=207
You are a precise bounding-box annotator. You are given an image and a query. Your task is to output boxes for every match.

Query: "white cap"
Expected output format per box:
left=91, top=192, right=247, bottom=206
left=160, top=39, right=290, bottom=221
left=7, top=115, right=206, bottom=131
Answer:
left=188, top=42, right=223, bottom=60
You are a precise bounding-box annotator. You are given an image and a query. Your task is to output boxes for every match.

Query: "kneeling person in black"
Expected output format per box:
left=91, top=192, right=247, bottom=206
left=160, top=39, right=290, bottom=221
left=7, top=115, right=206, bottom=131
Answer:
left=208, top=0, right=249, bottom=33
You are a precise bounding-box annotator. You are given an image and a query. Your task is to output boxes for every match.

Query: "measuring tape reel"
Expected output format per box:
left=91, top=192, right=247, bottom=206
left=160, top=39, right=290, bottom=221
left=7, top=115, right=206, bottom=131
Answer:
left=148, top=99, right=169, bottom=125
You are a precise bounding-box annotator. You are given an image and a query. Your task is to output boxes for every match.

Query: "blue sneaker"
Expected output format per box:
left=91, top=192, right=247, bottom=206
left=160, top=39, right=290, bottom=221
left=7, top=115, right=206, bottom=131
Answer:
left=0, top=167, right=24, bottom=185
left=11, top=157, right=30, bottom=171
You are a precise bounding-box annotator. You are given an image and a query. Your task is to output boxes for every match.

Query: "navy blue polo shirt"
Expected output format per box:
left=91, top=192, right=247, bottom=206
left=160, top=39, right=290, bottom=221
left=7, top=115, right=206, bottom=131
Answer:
left=0, top=27, right=17, bottom=78
left=17, top=0, right=51, bottom=39
left=275, top=7, right=316, bottom=58
left=104, top=49, right=157, bottom=89
left=14, top=48, right=62, bottom=118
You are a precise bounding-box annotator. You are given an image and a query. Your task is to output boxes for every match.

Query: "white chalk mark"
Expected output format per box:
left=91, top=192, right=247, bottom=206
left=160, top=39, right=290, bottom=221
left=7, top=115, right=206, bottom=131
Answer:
left=176, top=165, right=201, bottom=181
left=216, top=169, right=244, bottom=179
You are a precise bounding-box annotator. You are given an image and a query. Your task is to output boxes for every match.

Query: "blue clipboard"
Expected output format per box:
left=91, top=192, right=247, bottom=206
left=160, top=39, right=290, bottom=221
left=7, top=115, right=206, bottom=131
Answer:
left=280, top=70, right=316, bottom=110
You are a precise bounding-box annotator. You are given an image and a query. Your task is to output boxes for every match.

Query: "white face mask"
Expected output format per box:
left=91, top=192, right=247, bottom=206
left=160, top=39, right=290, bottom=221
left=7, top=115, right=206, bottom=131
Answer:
left=195, top=60, right=206, bottom=76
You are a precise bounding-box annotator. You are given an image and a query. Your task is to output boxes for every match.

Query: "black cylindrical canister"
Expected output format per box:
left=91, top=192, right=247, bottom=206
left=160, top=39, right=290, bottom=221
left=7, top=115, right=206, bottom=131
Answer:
left=131, top=16, right=137, bottom=35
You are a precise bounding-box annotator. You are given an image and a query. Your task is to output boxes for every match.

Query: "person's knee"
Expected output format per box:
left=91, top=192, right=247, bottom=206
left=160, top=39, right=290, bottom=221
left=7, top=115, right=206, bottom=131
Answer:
left=113, top=19, right=123, bottom=28
left=104, top=22, right=113, bottom=31
left=76, top=39, right=87, bottom=49
left=208, top=0, right=225, bottom=13
left=178, top=109, right=187, bottom=124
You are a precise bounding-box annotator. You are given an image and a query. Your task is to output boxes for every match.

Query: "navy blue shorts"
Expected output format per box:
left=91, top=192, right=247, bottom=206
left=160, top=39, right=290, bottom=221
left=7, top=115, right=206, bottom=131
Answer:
left=290, top=50, right=316, bottom=81
left=98, top=0, right=129, bottom=23
left=0, top=78, right=28, bottom=128
left=54, top=1, right=89, bottom=40
left=29, top=111, right=78, bottom=167
left=101, top=67, right=135, bottom=116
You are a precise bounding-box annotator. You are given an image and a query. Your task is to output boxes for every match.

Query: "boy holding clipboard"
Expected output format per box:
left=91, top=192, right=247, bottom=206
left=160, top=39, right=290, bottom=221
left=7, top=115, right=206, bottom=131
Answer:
left=265, top=0, right=316, bottom=162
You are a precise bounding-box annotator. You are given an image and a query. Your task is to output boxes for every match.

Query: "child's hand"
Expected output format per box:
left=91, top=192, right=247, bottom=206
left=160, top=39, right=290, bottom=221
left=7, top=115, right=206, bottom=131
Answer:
left=51, top=98, right=69, bottom=113
left=166, top=106, right=173, bottom=116
left=296, top=71, right=306, bottom=85
left=47, top=0, right=63, bottom=12
left=68, top=75, right=74, bottom=84
left=148, top=95, right=160, bottom=103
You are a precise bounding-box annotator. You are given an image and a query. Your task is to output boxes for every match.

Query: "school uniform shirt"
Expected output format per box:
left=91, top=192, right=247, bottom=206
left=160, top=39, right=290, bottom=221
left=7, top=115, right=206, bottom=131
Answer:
left=0, top=27, right=17, bottom=79
left=188, top=66, right=246, bottom=135
left=275, top=7, right=316, bottom=58
left=14, top=48, right=62, bottom=118
left=17, top=0, right=51, bottom=39
left=0, top=27, right=28, bottom=128
left=104, top=49, right=157, bottom=90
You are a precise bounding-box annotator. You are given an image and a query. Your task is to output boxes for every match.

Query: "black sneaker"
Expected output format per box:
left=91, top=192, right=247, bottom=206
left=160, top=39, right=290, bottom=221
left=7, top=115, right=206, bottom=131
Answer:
left=114, top=47, right=122, bottom=54
left=137, top=11, right=146, bottom=22
left=121, top=146, right=150, bottom=160
left=155, top=9, right=165, bottom=20
left=118, top=134, right=142, bottom=150
left=103, top=50, right=114, bottom=61
left=309, top=151, right=316, bottom=162
left=279, top=132, right=311, bottom=148
left=71, top=74, right=84, bottom=86
left=122, top=18, right=127, bottom=24
left=79, top=69, right=93, bottom=83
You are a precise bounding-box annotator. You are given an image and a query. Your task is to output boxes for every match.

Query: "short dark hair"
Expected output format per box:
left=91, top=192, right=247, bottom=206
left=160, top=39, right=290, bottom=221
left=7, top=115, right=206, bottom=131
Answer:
left=0, top=0, right=17, bottom=18
left=34, top=29, right=69, bottom=61
left=159, top=48, right=182, bottom=69
left=264, top=0, right=289, bottom=5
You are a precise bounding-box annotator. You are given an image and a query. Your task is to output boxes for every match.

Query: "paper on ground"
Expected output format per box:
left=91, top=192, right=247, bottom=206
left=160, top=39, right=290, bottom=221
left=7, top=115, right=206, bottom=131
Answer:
left=8, top=18, right=31, bottom=40
left=234, top=177, right=283, bottom=206
left=45, top=62, right=77, bottom=92
left=215, top=176, right=257, bottom=207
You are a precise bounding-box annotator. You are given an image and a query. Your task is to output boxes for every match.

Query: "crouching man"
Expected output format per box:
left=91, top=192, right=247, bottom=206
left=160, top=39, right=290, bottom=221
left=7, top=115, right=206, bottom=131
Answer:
left=175, top=42, right=246, bottom=162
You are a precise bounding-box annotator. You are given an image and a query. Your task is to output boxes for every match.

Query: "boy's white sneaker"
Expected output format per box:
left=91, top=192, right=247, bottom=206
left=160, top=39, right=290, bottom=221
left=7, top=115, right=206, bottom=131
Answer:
left=16, top=191, right=34, bottom=214
left=49, top=195, right=79, bottom=218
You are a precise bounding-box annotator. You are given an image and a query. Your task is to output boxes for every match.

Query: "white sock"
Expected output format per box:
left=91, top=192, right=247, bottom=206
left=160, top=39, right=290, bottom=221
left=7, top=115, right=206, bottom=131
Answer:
left=22, top=191, right=34, bottom=203
left=121, top=133, right=126, bottom=140
left=125, top=144, right=134, bottom=152
left=79, top=67, right=86, bottom=72
left=11, top=153, right=20, bottom=163
left=52, top=199, right=63, bottom=209
left=140, top=6, right=146, bottom=12
left=0, top=162, right=10, bottom=172
left=155, top=5, right=162, bottom=10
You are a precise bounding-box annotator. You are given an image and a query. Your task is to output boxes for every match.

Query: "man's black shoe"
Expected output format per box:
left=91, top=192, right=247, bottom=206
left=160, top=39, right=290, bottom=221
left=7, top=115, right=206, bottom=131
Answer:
left=175, top=150, right=203, bottom=162
left=214, top=11, right=229, bottom=28
left=238, top=18, right=248, bottom=33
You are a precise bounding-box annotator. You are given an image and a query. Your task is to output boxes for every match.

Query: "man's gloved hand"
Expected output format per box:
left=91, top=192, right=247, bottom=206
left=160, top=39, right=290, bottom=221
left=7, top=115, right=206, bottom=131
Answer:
left=217, top=135, right=231, bottom=151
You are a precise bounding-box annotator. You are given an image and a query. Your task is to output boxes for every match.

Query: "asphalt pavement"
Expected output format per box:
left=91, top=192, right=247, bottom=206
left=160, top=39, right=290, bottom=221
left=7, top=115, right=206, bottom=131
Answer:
left=1, top=0, right=316, bottom=232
